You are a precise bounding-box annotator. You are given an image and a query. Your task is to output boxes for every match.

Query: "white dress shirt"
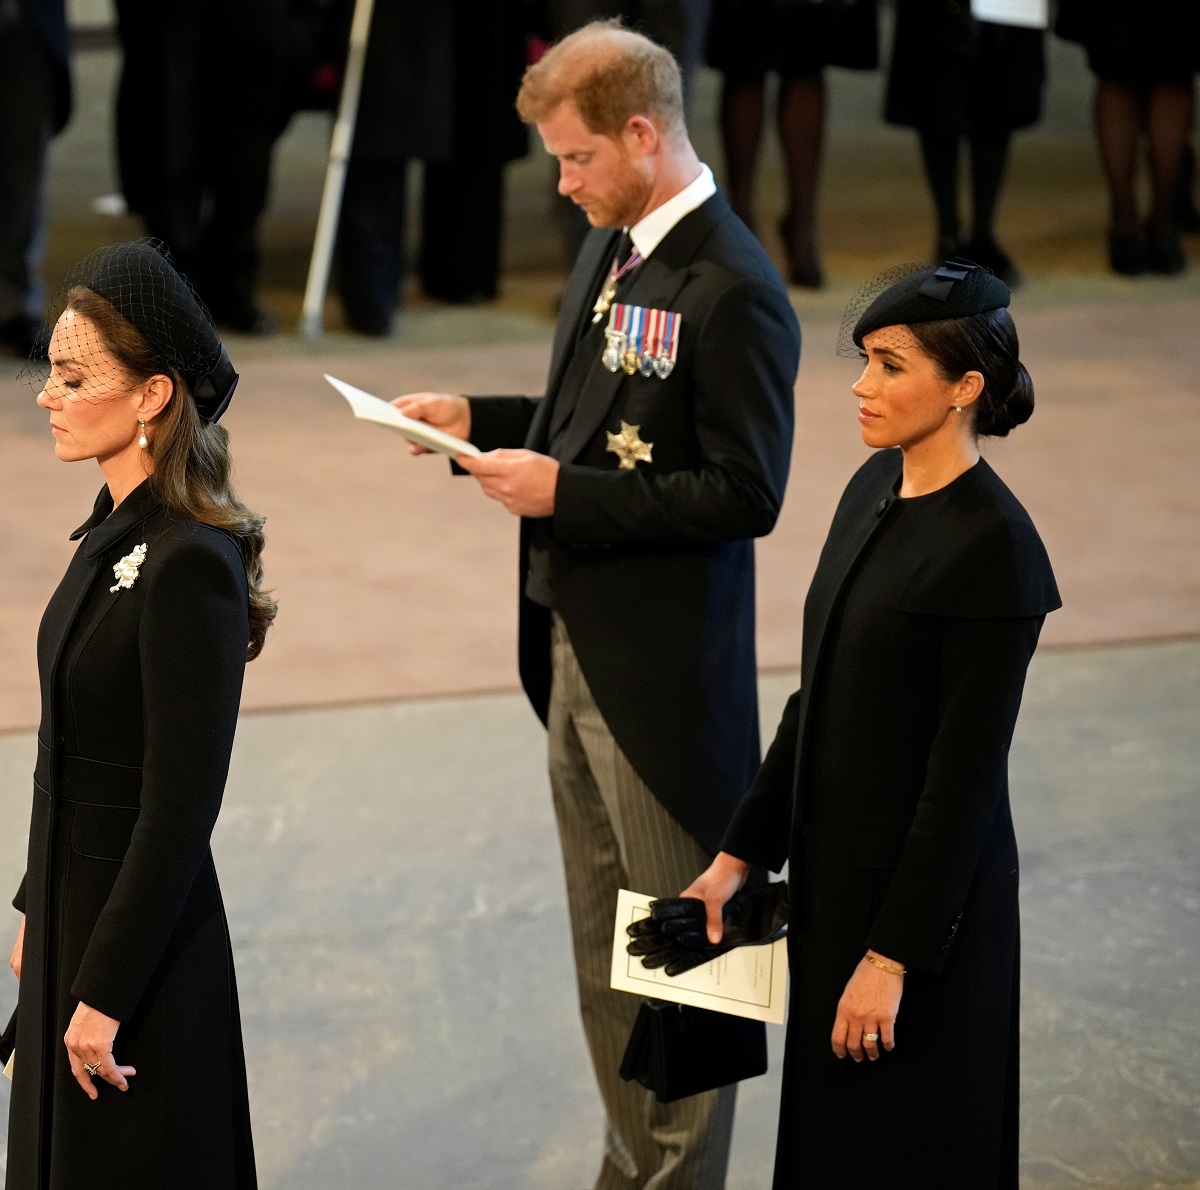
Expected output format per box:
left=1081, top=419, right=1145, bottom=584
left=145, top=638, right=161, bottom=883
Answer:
left=627, top=164, right=717, bottom=260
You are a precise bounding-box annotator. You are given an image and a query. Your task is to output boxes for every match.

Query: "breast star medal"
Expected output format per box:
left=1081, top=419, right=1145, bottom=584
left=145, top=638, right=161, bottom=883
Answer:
left=606, top=421, right=654, bottom=470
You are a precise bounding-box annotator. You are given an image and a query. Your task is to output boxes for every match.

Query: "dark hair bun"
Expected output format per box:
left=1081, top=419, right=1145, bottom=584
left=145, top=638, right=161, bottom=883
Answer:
left=976, top=360, right=1034, bottom=438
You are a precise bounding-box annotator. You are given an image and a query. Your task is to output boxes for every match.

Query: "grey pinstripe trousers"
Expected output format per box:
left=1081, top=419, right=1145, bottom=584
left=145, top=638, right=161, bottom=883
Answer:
left=548, top=615, right=736, bottom=1190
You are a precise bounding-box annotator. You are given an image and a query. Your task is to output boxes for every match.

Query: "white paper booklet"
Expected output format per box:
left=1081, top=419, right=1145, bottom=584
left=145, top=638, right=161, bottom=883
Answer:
left=971, top=0, right=1048, bottom=29
left=610, top=889, right=788, bottom=1024
left=3, top=1051, right=13, bottom=1080
left=324, top=374, right=481, bottom=458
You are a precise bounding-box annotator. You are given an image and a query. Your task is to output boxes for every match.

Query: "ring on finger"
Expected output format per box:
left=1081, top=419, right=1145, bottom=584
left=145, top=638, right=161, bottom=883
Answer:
left=863, top=1032, right=880, bottom=1043
left=83, top=1061, right=101, bottom=1076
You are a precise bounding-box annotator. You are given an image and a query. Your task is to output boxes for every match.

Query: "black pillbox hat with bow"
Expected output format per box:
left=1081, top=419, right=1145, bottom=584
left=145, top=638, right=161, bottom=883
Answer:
left=851, top=261, right=1011, bottom=350
left=77, top=239, right=239, bottom=423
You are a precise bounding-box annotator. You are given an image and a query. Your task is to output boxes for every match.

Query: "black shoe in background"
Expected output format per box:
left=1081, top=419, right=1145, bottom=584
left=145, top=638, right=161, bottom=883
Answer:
left=209, top=302, right=278, bottom=336
left=1107, top=230, right=1148, bottom=276
left=963, top=235, right=1023, bottom=288
left=1145, top=225, right=1187, bottom=275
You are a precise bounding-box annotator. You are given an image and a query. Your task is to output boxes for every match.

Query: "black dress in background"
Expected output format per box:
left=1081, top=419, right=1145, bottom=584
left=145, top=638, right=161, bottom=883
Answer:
left=707, top=0, right=878, bottom=80
left=1056, top=0, right=1200, bottom=85
left=723, top=450, right=1060, bottom=1188
left=4, top=481, right=256, bottom=1189
left=885, top=0, right=1044, bottom=134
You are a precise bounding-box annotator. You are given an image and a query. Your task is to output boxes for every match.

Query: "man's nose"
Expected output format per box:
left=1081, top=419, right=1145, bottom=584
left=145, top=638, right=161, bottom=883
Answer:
left=557, top=167, right=578, bottom=196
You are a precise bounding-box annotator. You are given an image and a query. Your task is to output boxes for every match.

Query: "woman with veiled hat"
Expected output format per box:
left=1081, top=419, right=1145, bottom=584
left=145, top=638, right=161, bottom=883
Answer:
left=1, top=240, right=273, bottom=1188
left=668, top=263, right=1060, bottom=1186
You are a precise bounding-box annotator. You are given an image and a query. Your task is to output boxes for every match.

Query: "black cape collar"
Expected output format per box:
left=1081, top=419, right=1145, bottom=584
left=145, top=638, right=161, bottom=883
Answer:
left=71, top=478, right=163, bottom=559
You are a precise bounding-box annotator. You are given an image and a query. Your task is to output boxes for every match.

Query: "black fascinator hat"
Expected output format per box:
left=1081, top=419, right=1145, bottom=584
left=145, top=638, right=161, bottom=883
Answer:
left=64, top=239, right=239, bottom=422
left=838, top=261, right=1011, bottom=356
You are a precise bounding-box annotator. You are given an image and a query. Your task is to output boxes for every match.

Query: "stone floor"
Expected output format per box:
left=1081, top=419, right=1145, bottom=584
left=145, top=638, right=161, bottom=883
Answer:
left=1, top=644, right=1197, bottom=1188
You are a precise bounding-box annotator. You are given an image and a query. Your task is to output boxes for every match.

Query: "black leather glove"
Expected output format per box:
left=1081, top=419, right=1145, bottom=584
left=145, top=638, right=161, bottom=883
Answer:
left=625, top=881, right=788, bottom=977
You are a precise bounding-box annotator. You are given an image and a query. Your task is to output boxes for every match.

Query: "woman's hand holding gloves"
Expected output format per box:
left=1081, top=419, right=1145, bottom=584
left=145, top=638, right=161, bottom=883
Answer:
left=626, top=854, right=787, bottom=977
left=64, top=1002, right=136, bottom=1099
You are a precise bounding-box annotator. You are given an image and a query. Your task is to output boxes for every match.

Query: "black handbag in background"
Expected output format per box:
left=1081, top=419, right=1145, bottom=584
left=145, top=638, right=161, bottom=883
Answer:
left=619, top=999, right=768, bottom=1104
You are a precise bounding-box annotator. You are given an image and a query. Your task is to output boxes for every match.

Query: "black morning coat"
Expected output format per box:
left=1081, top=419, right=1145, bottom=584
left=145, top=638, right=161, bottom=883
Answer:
left=722, top=450, right=1061, bottom=1188
left=1, top=481, right=256, bottom=1189
left=466, top=190, right=800, bottom=854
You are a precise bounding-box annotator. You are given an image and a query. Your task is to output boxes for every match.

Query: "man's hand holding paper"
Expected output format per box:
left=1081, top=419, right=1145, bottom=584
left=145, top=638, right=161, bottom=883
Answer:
left=390, top=392, right=472, bottom=455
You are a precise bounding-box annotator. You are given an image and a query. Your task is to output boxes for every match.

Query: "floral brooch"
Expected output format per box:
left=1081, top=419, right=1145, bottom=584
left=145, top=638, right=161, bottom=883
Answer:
left=110, top=543, right=148, bottom=593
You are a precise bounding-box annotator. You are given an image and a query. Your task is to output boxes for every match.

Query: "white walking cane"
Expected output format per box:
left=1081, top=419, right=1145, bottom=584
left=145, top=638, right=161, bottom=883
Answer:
left=299, top=0, right=377, bottom=337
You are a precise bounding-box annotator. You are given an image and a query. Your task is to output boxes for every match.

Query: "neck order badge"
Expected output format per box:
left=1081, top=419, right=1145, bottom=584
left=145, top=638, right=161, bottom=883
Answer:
left=603, top=303, right=681, bottom=379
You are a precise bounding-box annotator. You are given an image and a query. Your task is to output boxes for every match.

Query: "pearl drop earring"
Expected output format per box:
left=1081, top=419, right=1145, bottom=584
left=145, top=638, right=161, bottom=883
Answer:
left=138, top=420, right=148, bottom=449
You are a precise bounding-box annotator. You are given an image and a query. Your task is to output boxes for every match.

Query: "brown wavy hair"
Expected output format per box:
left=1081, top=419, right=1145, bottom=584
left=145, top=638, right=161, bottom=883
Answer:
left=67, top=286, right=277, bottom=660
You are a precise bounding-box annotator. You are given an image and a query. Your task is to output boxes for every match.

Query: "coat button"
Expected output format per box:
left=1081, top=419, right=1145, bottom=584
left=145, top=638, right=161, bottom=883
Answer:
left=875, top=498, right=889, bottom=517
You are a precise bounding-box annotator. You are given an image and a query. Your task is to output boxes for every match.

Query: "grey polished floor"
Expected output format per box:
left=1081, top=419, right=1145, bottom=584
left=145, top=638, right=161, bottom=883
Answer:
left=0, top=640, right=1197, bottom=1188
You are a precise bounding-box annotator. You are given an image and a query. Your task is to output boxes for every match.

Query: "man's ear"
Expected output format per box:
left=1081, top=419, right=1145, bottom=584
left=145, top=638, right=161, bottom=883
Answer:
left=623, top=114, right=660, bottom=157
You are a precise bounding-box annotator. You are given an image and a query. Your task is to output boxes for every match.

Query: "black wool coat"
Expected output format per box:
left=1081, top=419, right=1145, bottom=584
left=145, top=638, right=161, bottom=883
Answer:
left=885, top=0, right=1045, bottom=134
left=466, top=190, right=799, bottom=853
left=723, top=451, right=1061, bottom=1188
left=3, top=481, right=256, bottom=1190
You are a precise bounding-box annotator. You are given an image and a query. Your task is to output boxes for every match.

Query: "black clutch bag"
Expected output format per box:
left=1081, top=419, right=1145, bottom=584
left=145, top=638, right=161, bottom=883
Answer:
left=619, top=999, right=767, bottom=1103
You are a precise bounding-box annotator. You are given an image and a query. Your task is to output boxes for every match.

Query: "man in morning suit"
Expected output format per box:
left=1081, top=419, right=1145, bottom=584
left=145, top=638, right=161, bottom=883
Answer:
left=395, top=21, right=799, bottom=1189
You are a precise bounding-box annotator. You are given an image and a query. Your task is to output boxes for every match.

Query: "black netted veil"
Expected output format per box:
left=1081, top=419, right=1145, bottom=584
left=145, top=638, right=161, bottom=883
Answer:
left=31, top=239, right=239, bottom=422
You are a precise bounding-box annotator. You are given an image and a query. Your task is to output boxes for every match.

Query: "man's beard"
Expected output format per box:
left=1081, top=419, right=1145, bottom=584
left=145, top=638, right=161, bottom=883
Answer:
left=584, top=163, right=653, bottom=229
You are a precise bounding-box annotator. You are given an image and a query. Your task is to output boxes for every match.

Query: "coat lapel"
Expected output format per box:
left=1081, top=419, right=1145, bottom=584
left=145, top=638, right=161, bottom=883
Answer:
left=554, top=193, right=729, bottom=464
left=43, top=482, right=162, bottom=690
left=791, top=454, right=903, bottom=794
left=528, top=228, right=621, bottom=450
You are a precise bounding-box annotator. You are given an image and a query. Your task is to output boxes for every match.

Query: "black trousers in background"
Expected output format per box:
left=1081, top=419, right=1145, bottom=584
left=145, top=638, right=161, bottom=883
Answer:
left=114, top=0, right=283, bottom=315
left=0, top=16, right=54, bottom=323
left=335, top=157, right=507, bottom=330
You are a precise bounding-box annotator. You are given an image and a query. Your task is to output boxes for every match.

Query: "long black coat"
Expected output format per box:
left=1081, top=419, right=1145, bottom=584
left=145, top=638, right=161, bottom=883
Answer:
left=3, top=481, right=256, bottom=1189
left=466, top=190, right=799, bottom=852
left=885, top=0, right=1045, bottom=134
left=723, top=451, right=1060, bottom=1188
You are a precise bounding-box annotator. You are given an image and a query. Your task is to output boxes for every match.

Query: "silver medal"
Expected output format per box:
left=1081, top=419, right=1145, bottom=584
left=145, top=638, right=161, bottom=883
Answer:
left=602, top=329, right=626, bottom=373
left=654, top=354, right=675, bottom=379
left=637, top=352, right=656, bottom=377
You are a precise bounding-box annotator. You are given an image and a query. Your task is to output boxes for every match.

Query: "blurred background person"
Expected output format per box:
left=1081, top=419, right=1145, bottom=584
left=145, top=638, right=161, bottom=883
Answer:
left=334, top=0, right=530, bottom=336
left=705, top=0, right=879, bottom=288
left=1057, top=0, right=1200, bottom=276
left=113, top=0, right=286, bottom=334
left=0, top=0, right=69, bottom=358
left=885, top=0, right=1045, bottom=285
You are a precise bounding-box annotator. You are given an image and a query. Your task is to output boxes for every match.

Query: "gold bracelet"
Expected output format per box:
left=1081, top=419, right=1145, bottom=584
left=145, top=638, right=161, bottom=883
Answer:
left=865, top=952, right=905, bottom=977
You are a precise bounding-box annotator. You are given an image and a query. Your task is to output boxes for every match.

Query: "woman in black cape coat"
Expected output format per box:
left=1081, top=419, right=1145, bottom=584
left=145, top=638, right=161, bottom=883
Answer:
left=1, top=241, right=275, bottom=1188
left=680, top=263, right=1060, bottom=1188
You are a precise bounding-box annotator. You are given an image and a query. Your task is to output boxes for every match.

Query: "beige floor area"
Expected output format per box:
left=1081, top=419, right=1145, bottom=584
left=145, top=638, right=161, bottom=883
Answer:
left=2, top=286, right=1198, bottom=732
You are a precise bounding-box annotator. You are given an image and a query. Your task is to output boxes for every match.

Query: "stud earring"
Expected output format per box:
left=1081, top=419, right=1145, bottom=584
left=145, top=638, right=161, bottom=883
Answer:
left=953, top=406, right=963, bottom=414
left=138, top=420, right=148, bottom=449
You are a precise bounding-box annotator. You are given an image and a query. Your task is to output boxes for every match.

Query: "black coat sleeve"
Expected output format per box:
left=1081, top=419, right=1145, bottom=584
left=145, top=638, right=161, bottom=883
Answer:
left=552, top=277, right=798, bottom=543
left=865, top=614, right=1044, bottom=974
left=13, top=875, right=26, bottom=914
left=70, top=536, right=249, bottom=1021
left=466, top=395, right=543, bottom=452
left=720, top=687, right=802, bottom=871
